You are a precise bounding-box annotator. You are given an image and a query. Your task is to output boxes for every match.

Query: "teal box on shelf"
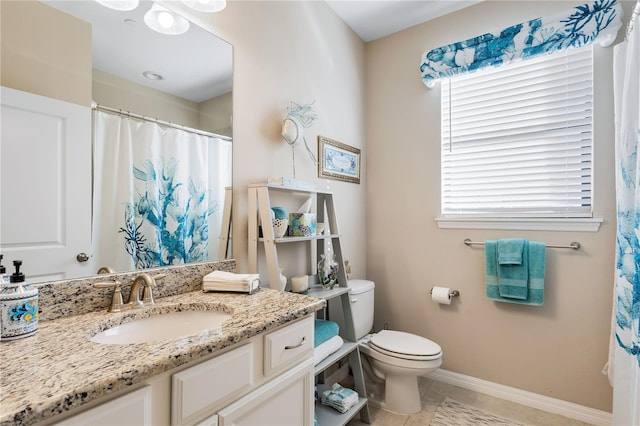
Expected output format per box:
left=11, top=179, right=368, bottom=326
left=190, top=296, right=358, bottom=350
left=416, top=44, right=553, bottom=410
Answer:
left=288, top=213, right=317, bottom=236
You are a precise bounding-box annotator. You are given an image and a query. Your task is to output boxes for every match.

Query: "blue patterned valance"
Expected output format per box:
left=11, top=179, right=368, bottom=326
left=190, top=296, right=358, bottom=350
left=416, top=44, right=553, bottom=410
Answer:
left=420, top=0, right=623, bottom=88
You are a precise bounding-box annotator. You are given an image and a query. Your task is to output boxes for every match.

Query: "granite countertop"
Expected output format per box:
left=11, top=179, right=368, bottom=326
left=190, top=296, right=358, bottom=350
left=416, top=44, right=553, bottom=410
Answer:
left=0, top=289, right=326, bottom=425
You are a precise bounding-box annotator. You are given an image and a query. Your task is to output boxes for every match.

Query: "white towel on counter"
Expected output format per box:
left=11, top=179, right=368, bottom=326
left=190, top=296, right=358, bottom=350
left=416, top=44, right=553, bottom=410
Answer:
left=314, top=335, right=344, bottom=365
left=202, top=271, right=260, bottom=294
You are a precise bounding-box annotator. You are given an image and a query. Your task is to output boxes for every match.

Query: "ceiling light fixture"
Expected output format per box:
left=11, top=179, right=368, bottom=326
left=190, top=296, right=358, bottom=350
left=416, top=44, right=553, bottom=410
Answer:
left=94, top=0, right=139, bottom=11
left=143, top=71, right=164, bottom=81
left=144, top=3, right=190, bottom=35
left=180, top=0, right=226, bottom=13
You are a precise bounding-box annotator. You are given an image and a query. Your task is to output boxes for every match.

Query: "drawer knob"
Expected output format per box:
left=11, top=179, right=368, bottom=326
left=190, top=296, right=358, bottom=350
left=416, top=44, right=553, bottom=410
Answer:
left=284, top=336, right=306, bottom=350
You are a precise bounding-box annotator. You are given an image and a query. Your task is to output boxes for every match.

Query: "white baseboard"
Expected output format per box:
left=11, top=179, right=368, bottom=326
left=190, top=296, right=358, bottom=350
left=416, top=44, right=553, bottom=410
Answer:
left=430, top=369, right=612, bottom=426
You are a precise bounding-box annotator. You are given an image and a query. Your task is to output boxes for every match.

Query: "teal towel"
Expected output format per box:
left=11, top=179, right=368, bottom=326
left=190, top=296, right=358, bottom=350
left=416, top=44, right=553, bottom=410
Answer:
left=486, top=240, right=546, bottom=306
left=497, top=238, right=525, bottom=265
left=528, top=241, right=546, bottom=300
left=497, top=239, right=529, bottom=299
left=321, top=384, right=359, bottom=413
left=314, top=319, right=339, bottom=347
left=485, top=241, right=499, bottom=287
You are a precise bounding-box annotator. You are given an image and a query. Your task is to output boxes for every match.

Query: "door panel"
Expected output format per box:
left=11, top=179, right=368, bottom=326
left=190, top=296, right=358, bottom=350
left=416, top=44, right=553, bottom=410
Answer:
left=1, top=86, right=92, bottom=282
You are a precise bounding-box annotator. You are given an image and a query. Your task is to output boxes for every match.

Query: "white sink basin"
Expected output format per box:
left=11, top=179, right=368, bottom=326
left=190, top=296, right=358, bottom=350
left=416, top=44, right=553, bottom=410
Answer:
left=90, top=310, right=232, bottom=345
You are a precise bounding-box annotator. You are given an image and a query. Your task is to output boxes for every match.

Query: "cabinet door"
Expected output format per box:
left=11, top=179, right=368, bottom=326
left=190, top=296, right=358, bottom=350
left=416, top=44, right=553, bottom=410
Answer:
left=172, top=343, right=254, bottom=425
left=53, top=386, right=151, bottom=426
left=217, top=358, right=314, bottom=426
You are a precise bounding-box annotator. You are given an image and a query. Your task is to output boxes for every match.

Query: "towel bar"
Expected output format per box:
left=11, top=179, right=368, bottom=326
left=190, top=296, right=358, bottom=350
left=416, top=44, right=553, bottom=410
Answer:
left=463, top=238, right=580, bottom=250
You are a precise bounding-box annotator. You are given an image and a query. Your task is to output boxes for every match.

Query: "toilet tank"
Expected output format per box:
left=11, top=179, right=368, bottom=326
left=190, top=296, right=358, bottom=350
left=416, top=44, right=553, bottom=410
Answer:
left=328, top=279, right=375, bottom=340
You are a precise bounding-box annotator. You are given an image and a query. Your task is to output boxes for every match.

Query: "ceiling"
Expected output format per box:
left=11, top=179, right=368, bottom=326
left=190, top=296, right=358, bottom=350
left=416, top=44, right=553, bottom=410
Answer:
left=43, top=0, right=232, bottom=103
left=325, top=0, right=484, bottom=42
left=41, top=1, right=481, bottom=102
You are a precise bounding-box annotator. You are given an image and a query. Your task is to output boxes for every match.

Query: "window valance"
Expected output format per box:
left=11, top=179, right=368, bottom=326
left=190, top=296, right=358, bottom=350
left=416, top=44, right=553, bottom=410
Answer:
left=420, top=0, right=622, bottom=88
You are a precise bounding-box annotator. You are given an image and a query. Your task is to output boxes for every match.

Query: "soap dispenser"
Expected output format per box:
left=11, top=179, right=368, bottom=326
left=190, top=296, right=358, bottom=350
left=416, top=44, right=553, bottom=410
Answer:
left=0, top=255, right=9, bottom=284
left=0, top=260, right=39, bottom=340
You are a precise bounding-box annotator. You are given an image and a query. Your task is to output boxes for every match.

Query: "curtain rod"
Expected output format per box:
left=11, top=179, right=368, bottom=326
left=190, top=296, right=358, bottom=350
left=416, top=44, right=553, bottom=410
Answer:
left=92, top=103, right=232, bottom=142
left=463, top=238, right=580, bottom=250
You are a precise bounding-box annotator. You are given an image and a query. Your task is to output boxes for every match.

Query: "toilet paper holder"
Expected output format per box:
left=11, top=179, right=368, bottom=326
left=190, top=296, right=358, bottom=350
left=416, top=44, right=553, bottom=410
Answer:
left=430, top=288, right=460, bottom=297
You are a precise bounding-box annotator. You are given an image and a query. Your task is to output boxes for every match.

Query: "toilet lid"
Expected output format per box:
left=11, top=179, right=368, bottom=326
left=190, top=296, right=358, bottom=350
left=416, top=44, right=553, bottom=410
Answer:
left=370, top=330, right=442, bottom=360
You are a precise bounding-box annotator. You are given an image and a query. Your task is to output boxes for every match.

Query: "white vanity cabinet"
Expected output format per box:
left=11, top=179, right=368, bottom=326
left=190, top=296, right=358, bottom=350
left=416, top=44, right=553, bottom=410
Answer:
left=172, top=315, right=314, bottom=426
left=50, top=316, right=314, bottom=426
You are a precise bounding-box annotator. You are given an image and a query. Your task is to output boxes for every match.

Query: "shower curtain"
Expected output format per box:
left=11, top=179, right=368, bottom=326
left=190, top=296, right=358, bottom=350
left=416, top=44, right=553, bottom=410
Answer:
left=92, top=110, right=232, bottom=272
left=610, top=1, right=640, bottom=424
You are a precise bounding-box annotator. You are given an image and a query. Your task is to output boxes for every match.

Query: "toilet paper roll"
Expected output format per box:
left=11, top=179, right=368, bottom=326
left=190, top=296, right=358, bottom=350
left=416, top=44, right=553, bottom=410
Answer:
left=431, top=287, right=452, bottom=305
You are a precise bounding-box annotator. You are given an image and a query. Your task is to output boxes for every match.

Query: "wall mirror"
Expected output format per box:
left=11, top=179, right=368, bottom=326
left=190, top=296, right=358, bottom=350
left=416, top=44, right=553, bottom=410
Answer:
left=0, top=0, right=233, bottom=284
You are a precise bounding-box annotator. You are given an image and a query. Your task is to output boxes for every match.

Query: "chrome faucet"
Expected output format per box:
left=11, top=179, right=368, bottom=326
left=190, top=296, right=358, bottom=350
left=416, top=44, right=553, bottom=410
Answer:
left=129, top=273, right=166, bottom=307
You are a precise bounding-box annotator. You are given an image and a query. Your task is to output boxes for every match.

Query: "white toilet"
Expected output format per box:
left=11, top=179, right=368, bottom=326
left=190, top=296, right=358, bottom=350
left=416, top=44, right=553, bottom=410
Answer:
left=330, top=279, right=442, bottom=414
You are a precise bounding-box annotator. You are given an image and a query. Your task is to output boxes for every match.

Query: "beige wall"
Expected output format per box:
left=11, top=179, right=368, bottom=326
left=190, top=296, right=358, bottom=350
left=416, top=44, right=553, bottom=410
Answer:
left=364, top=0, right=633, bottom=412
left=200, top=91, right=233, bottom=137
left=173, top=1, right=368, bottom=280
left=0, top=0, right=92, bottom=105
left=92, top=70, right=202, bottom=129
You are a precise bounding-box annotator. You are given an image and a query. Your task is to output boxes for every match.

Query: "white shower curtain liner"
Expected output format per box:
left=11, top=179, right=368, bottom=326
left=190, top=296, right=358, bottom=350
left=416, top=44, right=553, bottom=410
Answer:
left=92, top=110, right=232, bottom=272
left=608, top=1, right=640, bottom=424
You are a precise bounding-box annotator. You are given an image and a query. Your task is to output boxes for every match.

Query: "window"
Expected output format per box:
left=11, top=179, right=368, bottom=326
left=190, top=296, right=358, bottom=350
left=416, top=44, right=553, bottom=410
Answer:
left=440, top=45, right=594, bottom=222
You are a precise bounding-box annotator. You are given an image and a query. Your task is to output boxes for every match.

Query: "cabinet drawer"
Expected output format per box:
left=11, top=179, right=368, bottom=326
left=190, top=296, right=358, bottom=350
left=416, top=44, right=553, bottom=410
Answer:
left=172, top=342, right=254, bottom=426
left=54, top=386, right=151, bottom=425
left=264, top=316, right=313, bottom=376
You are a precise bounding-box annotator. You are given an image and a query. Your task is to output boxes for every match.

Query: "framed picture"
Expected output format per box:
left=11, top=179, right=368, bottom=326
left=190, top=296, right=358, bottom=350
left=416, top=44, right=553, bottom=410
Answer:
left=318, top=136, right=361, bottom=184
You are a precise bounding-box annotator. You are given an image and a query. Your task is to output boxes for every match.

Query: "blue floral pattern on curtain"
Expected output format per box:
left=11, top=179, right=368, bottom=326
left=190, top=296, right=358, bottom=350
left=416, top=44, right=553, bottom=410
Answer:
left=611, top=2, right=640, bottom=423
left=92, top=110, right=232, bottom=273
left=119, top=158, right=216, bottom=269
left=420, top=0, right=622, bottom=88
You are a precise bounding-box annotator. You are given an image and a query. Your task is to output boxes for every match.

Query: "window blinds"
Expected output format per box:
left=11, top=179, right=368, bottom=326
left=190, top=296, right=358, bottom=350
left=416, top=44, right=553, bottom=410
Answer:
left=441, top=45, right=593, bottom=218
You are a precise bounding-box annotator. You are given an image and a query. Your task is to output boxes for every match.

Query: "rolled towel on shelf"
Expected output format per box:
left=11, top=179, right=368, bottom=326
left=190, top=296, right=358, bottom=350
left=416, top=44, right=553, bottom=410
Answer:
left=314, top=335, right=344, bottom=365
left=314, top=319, right=339, bottom=347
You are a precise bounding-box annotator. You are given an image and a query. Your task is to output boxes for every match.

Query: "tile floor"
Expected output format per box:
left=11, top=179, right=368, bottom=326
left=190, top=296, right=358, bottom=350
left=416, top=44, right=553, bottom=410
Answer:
left=346, top=377, right=595, bottom=426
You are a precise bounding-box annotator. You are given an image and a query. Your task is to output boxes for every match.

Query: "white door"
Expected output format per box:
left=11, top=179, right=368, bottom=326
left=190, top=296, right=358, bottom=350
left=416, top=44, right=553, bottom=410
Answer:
left=0, top=86, right=92, bottom=283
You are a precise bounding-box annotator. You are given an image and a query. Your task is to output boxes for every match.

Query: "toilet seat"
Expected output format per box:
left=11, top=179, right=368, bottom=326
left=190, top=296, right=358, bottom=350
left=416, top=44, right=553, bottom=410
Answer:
left=369, top=330, right=442, bottom=361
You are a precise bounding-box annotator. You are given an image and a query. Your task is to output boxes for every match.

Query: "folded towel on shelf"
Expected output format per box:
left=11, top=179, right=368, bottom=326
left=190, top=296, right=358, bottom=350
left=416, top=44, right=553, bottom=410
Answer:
left=497, top=239, right=529, bottom=299
left=314, top=335, right=344, bottom=365
left=497, top=238, right=525, bottom=265
left=202, top=271, right=260, bottom=294
left=314, top=319, right=340, bottom=347
left=486, top=240, right=546, bottom=306
left=321, top=383, right=359, bottom=414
